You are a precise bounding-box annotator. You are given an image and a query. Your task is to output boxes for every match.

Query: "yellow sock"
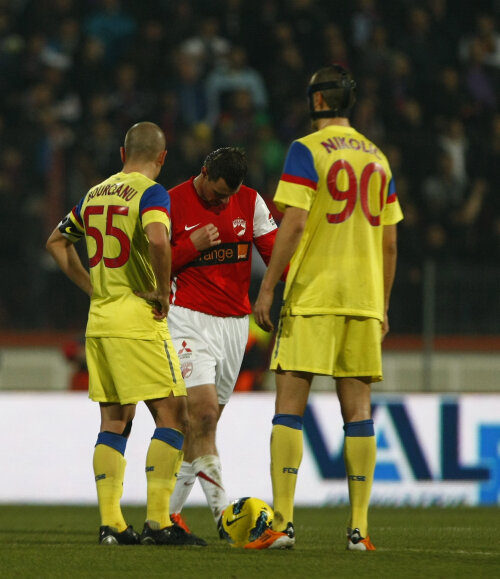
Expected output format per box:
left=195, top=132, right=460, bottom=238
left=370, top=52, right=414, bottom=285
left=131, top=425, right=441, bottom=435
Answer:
left=93, top=443, right=127, bottom=532
left=344, top=423, right=376, bottom=538
left=145, top=430, right=184, bottom=530
left=270, top=420, right=303, bottom=530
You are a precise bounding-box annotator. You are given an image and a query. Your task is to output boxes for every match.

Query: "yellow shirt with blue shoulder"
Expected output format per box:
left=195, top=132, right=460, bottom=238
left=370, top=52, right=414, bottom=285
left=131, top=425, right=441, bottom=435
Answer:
left=274, top=125, right=403, bottom=321
left=60, top=171, right=171, bottom=339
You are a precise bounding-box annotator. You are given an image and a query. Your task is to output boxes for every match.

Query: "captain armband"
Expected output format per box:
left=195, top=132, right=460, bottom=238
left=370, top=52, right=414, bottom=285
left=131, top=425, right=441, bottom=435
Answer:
left=58, top=213, right=84, bottom=242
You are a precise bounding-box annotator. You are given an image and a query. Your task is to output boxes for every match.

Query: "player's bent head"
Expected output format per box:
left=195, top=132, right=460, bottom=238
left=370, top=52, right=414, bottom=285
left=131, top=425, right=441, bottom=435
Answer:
left=124, top=122, right=167, bottom=161
left=203, top=147, right=247, bottom=190
left=308, top=64, right=357, bottom=119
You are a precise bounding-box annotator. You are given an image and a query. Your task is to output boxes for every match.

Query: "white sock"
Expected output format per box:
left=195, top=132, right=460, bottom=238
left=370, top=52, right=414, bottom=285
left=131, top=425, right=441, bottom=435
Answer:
left=169, top=461, right=196, bottom=514
left=192, top=454, right=228, bottom=522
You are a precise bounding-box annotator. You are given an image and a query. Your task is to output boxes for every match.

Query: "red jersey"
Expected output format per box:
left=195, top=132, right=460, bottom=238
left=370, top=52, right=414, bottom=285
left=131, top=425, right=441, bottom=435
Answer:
left=169, top=177, right=278, bottom=316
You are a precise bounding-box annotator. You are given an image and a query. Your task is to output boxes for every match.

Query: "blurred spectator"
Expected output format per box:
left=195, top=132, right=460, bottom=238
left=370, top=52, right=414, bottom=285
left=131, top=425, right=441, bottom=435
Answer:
left=73, top=36, right=108, bottom=95
left=80, top=117, right=120, bottom=178
left=265, top=41, right=307, bottom=119
left=383, top=52, right=418, bottom=126
left=108, top=62, right=156, bottom=134
left=351, top=95, right=385, bottom=145
left=459, top=12, right=500, bottom=68
left=321, top=23, right=351, bottom=69
left=128, top=19, right=168, bottom=90
left=180, top=15, right=231, bottom=79
left=398, top=6, right=434, bottom=73
left=219, top=0, right=249, bottom=44
left=421, top=150, right=468, bottom=223
left=437, top=118, right=468, bottom=187
left=0, top=8, right=24, bottom=97
left=420, top=150, right=486, bottom=260
left=283, top=0, right=327, bottom=68
left=168, top=49, right=208, bottom=127
left=461, top=37, right=497, bottom=128
left=426, top=0, right=460, bottom=66
left=205, top=45, right=268, bottom=127
left=84, top=0, right=136, bottom=65
left=161, top=0, right=195, bottom=48
left=426, top=65, right=468, bottom=129
left=214, top=88, right=267, bottom=148
left=356, top=23, right=395, bottom=77
left=350, top=0, right=381, bottom=52
left=43, top=16, right=81, bottom=71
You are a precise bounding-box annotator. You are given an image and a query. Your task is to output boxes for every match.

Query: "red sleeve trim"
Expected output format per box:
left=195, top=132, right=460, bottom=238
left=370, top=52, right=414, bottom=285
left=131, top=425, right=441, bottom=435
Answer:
left=281, top=173, right=318, bottom=190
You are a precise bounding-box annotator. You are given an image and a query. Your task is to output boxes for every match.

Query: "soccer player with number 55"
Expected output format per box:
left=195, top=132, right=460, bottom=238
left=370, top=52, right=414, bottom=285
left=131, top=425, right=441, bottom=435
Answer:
left=252, top=65, right=403, bottom=550
left=46, top=122, right=206, bottom=547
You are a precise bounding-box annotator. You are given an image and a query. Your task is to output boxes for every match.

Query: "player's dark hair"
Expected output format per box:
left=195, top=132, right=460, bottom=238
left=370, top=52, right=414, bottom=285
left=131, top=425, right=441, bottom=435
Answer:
left=203, top=147, right=247, bottom=190
left=307, top=64, right=357, bottom=119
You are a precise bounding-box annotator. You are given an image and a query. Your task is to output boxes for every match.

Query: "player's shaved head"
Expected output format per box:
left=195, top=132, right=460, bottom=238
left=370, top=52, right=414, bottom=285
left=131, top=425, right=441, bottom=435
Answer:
left=124, top=122, right=166, bottom=161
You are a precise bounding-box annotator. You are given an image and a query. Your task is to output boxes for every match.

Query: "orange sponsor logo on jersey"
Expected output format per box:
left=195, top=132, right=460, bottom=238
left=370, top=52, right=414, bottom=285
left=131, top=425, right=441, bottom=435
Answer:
left=193, top=242, right=250, bottom=266
left=237, top=244, right=248, bottom=260
left=201, top=247, right=235, bottom=262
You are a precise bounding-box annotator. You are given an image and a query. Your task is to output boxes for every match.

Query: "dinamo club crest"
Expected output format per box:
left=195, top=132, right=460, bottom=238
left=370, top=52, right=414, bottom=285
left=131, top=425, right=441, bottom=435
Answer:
left=181, top=362, right=193, bottom=379
left=233, top=218, right=246, bottom=237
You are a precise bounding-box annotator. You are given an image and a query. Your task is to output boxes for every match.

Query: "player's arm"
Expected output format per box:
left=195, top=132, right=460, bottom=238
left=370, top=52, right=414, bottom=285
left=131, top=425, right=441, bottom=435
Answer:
left=252, top=193, right=289, bottom=280
left=46, top=226, right=92, bottom=297
left=382, top=224, right=398, bottom=340
left=254, top=229, right=290, bottom=282
left=144, top=222, right=171, bottom=319
left=253, top=206, right=308, bottom=332
left=252, top=193, right=277, bottom=267
left=171, top=224, right=220, bottom=273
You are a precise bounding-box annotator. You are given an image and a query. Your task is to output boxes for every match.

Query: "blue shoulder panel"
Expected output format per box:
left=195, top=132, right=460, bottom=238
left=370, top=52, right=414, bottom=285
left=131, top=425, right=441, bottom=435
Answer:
left=140, top=183, right=170, bottom=214
left=283, top=141, right=319, bottom=184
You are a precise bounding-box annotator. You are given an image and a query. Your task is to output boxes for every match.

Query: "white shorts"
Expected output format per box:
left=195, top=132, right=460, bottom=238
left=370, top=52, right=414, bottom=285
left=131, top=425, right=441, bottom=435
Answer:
left=167, top=305, right=249, bottom=405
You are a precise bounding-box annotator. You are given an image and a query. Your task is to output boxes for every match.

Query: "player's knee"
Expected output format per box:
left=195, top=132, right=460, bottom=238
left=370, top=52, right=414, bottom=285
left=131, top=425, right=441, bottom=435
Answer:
left=191, top=407, right=219, bottom=437
left=175, top=404, right=190, bottom=435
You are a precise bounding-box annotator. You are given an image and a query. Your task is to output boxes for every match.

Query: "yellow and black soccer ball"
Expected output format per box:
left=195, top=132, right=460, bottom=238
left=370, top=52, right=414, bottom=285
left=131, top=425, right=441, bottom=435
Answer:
left=220, top=497, right=274, bottom=547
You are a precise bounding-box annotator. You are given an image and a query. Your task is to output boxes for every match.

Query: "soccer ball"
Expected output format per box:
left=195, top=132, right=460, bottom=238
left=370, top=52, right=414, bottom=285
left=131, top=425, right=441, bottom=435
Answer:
left=220, top=497, right=274, bottom=547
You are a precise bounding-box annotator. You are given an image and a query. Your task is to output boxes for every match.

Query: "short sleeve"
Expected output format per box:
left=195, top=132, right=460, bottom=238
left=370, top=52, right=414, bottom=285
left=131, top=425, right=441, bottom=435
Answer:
left=274, top=141, right=318, bottom=212
left=140, top=184, right=171, bottom=232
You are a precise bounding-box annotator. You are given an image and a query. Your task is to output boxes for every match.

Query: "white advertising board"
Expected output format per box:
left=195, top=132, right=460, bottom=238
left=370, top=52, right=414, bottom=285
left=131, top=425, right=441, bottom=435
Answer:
left=0, top=392, right=498, bottom=506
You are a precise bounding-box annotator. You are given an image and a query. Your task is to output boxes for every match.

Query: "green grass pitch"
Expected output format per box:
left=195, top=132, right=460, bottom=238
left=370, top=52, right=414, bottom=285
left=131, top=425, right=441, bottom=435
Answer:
left=0, top=505, right=498, bottom=578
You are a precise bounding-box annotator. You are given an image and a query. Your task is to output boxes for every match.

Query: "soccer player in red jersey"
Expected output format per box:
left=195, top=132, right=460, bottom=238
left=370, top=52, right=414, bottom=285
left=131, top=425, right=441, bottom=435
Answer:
left=141, top=147, right=279, bottom=539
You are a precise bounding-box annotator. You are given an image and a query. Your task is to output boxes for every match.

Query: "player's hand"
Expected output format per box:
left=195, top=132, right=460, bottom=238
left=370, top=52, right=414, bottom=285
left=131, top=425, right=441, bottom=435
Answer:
left=134, top=290, right=169, bottom=320
left=190, top=224, right=221, bottom=251
left=253, top=287, right=275, bottom=332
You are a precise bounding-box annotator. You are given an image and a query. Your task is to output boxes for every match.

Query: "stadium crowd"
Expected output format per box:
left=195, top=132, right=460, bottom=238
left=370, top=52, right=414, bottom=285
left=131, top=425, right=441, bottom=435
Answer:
left=0, top=0, right=499, bottom=332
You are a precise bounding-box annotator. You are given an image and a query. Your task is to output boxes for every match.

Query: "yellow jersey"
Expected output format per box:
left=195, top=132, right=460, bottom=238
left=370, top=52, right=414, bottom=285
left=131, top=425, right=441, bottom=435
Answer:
left=61, top=171, right=171, bottom=338
left=274, top=125, right=403, bottom=321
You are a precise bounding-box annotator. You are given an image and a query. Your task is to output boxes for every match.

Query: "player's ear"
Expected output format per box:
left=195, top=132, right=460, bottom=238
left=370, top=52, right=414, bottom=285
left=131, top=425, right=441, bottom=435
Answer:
left=120, top=146, right=126, bottom=164
left=158, top=149, right=167, bottom=166
left=313, top=91, right=326, bottom=110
